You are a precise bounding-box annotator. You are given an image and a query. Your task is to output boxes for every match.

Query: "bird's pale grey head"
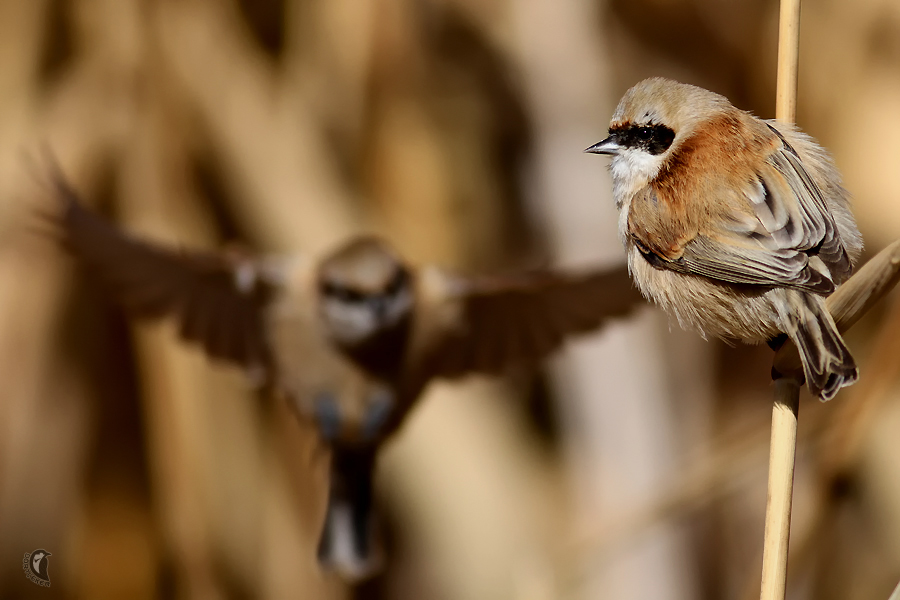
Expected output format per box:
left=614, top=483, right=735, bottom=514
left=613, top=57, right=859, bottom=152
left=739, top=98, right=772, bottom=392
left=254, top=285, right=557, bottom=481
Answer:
left=317, top=237, right=414, bottom=346
left=586, top=78, right=733, bottom=195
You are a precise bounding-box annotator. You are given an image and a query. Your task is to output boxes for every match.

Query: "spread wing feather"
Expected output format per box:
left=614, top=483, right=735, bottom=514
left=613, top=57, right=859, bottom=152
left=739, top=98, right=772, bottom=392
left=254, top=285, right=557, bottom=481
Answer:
left=47, top=167, right=275, bottom=376
left=412, top=265, right=642, bottom=384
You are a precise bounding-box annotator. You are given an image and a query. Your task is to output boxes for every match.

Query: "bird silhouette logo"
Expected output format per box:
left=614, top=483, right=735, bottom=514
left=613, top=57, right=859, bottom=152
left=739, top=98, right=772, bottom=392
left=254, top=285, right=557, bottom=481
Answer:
left=23, top=549, right=51, bottom=587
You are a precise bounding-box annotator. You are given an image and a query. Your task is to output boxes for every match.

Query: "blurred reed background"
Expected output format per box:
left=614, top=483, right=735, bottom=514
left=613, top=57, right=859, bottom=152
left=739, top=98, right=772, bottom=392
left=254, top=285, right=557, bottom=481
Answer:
left=0, top=0, right=899, bottom=598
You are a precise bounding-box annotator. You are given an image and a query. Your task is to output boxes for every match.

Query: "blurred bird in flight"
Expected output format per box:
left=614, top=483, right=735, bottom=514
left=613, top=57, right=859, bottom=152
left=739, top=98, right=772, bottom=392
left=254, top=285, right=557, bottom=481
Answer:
left=40, top=160, right=643, bottom=580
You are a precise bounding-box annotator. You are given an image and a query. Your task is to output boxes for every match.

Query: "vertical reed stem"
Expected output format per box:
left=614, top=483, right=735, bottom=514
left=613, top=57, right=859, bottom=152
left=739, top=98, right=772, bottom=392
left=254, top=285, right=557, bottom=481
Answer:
left=761, top=2, right=802, bottom=599
left=760, top=379, right=800, bottom=600
left=775, top=0, right=802, bottom=124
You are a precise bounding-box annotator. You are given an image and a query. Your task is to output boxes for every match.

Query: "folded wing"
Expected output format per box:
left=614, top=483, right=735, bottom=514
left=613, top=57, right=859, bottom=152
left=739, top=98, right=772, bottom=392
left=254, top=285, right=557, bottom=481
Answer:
left=634, top=125, right=851, bottom=295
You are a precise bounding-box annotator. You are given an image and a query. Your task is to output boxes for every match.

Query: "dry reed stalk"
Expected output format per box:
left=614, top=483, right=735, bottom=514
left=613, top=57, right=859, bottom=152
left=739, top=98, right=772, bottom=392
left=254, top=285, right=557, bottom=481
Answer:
left=128, top=8, right=337, bottom=595
left=774, top=0, right=802, bottom=126
left=817, top=292, right=900, bottom=472
left=759, top=378, right=800, bottom=600
left=763, top=288, right=900, bottom=599
left=722, top=236, right=900, bottom=600
left=153, top=0, right=360, bottom=254
left=759, top=1, right=803, bottom=598
left=761, top=238, right=900, bottom=600
left=0, top=1, right=156, bottom=590
left=117, top=105, right=225, bottom=600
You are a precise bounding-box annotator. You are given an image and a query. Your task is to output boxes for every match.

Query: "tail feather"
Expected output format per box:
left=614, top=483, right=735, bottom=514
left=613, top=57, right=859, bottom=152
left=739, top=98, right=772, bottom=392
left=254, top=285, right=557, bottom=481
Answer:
left=318, top=447, right=382, bottom=580
left=781, top=291, right=857, bottom=400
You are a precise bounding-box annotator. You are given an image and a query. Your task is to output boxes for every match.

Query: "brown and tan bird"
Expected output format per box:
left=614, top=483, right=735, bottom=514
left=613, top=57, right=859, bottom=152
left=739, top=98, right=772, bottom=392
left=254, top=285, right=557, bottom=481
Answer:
left=43, top=164, right=643, bottom=579
left=587, top=78, right=864, bottom=400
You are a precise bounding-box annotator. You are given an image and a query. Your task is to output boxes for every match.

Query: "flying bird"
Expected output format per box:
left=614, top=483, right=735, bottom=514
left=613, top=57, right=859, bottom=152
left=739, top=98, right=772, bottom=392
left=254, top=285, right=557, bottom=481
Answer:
left=586, top=77, right=863, bottom=400
left=42, top=163, right=643, bottom=579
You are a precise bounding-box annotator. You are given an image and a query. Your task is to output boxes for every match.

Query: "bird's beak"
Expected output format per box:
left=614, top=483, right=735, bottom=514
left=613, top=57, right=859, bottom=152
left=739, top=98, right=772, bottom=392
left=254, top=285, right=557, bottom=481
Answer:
left=584, top=136, right=620, bottom=155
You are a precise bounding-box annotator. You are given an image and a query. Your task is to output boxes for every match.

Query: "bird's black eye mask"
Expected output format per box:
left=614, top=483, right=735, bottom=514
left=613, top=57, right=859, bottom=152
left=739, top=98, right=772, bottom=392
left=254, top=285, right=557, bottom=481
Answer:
left=320, top=268, right=409, bottom=304
left=384, top=267, right=409, bottom=297
left=608, top=123, right=675, bottom=155
left=321, top=282, right=366, bottom=303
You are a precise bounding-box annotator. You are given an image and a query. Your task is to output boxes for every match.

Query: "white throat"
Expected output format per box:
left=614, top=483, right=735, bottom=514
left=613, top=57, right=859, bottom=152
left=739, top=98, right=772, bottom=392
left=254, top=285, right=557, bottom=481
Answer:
left=610, top=148, right=665, bottom=199
left=609, top=148, right=666, bottom=241
left=321, top=289, right=413, bottom=346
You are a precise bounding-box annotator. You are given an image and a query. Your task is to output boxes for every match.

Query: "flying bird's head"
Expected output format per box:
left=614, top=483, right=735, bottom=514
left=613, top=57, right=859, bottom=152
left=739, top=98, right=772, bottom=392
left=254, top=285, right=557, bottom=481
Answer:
left=317, top=237, right=414, bottom=347
left=586, top=78, right=734, bottom=196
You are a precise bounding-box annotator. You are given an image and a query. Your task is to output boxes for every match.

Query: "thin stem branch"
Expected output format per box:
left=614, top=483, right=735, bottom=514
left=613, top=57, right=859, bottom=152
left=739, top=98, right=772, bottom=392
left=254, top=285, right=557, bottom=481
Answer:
left=760, top=379, right=800, bottom=600
left=775, top=0, right=801, bottom=123
left=762, top=1, right=802, bottom=599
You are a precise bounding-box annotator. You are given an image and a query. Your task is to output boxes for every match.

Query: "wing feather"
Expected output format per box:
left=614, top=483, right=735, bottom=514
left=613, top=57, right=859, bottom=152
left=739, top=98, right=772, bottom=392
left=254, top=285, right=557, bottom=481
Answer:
left=47, top=166, right=276, bottom=376
left=765, top=125, right=852, bottom=280
left=412, top=265, right=642, bottom=382
left=632, top=122, right=852, bottom=294
left=676, top=235, right=833, bottom=293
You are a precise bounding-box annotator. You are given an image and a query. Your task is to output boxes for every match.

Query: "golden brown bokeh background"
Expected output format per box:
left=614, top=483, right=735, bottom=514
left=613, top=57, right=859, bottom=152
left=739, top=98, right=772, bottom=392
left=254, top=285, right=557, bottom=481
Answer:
left=1, top=0, right=899, bottom=598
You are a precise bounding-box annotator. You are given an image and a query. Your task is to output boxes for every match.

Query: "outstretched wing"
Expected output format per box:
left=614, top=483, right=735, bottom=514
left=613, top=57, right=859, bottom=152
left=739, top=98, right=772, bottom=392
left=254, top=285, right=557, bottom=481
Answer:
left=411, top=264, right=642, bottom=384
left=46, top=166, right=276, bottom=376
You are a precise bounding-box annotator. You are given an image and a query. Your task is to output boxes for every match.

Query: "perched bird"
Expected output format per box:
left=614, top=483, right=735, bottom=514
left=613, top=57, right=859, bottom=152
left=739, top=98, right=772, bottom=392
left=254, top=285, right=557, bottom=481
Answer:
left=41, top=163, right=643, bottom=580
left=586, top=77, right=863, bottom=400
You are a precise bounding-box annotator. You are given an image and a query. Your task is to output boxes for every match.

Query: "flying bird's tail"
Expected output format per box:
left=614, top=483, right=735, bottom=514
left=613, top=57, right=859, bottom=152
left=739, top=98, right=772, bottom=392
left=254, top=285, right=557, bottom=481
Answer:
left=318, top=446, right=382, bottom=581
left=780, top=291, right=857, bottom=401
